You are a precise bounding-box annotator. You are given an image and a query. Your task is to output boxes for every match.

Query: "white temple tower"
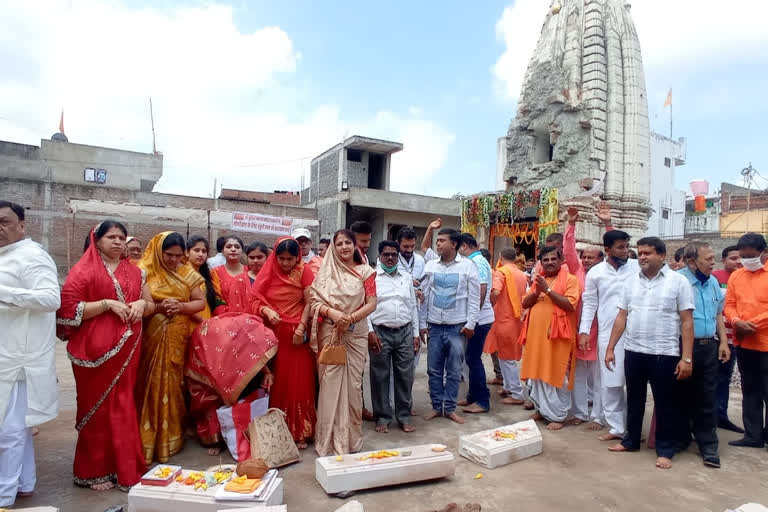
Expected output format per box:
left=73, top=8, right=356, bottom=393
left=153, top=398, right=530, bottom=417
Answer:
left=502, top=0, right=651, bottom=242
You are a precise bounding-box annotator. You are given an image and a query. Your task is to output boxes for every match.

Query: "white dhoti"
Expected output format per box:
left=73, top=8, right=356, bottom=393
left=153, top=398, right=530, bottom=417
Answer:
left=596, top=338, right=626, bottom=436
left=569, top=359, right=603, bottom=422
left=499, top=359, right=523, bottom=400
left=0, top=380, right=36, bottom=507
left=528, top=379, right=571, bottom=423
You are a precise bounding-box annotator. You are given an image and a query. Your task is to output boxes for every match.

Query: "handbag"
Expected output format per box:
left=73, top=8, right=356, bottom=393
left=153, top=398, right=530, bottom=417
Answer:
left=317, top=328, right=347, bottom=366
left=246, top=408, right=301, bottom=468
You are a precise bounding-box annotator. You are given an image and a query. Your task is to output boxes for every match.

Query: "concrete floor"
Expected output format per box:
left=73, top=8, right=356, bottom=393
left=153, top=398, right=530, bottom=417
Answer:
left=15, top=343, right=768, bottom=512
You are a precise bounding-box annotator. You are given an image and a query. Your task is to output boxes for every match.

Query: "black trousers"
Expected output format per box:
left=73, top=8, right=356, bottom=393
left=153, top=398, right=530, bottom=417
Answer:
left=737, top=347, right=768, bottom=445
left=678, top=338, right=719, bottom=457
left=623, top=350, right=684, bottom=459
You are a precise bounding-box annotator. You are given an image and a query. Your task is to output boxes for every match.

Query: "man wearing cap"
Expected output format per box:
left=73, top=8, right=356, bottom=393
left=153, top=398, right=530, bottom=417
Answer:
left=292, top=228, right=322, bottom=277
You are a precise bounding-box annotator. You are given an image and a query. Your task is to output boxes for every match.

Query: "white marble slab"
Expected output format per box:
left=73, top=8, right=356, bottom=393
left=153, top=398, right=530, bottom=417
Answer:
left=315, top=444, right=455, bottom=494
left=127, top=469, right=283, bottom=512
left=217, top=507, right=287, bottom=512
left=458, top=419, right=542, bottom=469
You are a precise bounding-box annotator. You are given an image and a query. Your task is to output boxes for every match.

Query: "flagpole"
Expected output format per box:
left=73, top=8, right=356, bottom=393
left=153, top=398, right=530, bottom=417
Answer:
left=670, top=98, right=673, bottom=139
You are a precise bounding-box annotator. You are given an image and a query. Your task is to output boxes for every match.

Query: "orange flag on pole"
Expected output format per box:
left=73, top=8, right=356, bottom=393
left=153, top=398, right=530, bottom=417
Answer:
left=59, top=109, right=65, bottom=134
left=663, top=89, right=672, bottom=108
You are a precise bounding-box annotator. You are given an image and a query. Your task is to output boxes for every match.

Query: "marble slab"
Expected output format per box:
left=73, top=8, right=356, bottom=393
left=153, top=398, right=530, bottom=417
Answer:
left=127, top=469, right=283, bottom=512
left=458, top=419, right=542, bottom=469
left=217, top=507, right=287, bottom=512
left=315, top=444, right=455, bottom=495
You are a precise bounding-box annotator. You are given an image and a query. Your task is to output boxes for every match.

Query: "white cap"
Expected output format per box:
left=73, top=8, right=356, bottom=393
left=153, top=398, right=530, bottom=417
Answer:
left=292, top=228, right=312, bottom=240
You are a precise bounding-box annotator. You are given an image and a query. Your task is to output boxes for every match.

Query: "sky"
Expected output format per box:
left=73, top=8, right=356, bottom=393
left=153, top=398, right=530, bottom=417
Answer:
left=1, top=0, right=767, bottom=199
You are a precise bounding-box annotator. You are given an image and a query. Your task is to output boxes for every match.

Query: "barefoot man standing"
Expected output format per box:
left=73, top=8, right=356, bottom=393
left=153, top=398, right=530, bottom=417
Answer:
left=420, top=219, right=480, bottom=425
left=520, top=246, right=580, bottom=430
left=604, top=237, right=694, bottom=469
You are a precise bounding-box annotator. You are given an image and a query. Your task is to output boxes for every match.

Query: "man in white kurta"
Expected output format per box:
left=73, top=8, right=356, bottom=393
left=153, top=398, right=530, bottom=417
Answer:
left=0, top=201, right=59, bottom=507
left=578, top=230, right=637, bottom=441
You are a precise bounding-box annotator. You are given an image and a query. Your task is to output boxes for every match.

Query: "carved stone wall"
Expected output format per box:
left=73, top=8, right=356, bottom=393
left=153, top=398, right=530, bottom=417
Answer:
left=503, top=0, right=651, bottom=244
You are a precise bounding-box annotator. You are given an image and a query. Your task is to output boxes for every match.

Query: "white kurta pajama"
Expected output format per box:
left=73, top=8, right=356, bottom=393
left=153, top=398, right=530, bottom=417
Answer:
left=579, top=259, right=639, bottom=437
left=0, top=238, right=60, bottom=506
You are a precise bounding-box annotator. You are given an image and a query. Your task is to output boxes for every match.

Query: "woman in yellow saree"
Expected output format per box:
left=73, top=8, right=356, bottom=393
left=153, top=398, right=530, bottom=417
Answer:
left=137, top=232, right=205, bottom=463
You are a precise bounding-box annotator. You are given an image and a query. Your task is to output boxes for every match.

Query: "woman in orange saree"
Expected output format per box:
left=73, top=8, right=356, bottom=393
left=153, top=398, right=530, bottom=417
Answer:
left=137, top=232, right=205, bottom=464
left=309, top=230, right=377, bottom=456
left=213, top=236, right=251, bottom=313
left=251, top=238, right=316, bottom=449
left=57, top=221, right=151, bottom=491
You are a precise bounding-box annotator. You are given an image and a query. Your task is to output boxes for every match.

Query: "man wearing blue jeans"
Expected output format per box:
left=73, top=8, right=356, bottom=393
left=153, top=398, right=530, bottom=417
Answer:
left=458, top=234, right=493, bottom=413
left=420, top=219, right=480, bottom=424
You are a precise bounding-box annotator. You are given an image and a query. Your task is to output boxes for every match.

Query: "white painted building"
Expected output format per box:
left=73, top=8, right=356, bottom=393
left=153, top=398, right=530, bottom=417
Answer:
left=646, top=132, right=687, bottom=238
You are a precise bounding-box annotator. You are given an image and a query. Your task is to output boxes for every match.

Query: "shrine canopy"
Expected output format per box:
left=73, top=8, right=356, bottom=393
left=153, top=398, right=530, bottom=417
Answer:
left=459, top=188, right=559, bottom=250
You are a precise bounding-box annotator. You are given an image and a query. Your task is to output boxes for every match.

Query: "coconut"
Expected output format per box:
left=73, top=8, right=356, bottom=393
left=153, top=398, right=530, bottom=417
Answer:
left=236, top=458, right=269, bottom=479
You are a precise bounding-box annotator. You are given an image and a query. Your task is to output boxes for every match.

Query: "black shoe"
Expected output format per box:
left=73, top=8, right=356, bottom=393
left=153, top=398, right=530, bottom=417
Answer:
left=728, top=438, right=764, bottom=448
left=703, top=455, right=721, bottom=468
left=718, top=417, right=745, bottom=434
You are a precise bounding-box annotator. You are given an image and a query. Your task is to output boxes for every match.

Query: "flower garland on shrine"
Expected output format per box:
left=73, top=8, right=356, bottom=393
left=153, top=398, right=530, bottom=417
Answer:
left=460, top=187, right=558, bottom=240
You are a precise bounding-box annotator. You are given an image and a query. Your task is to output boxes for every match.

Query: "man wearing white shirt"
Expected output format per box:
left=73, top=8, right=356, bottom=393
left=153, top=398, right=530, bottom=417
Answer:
left=579, top=229, right=636, bottom=441
left=206, top=236, right=227, bottom=269
left=605, top=237, right=694, bottom=470
left=420, top=219, right=481, bottom=425
left=367, top=241, right=420, bottom=434
left=0, top=201, right=60, bottom=507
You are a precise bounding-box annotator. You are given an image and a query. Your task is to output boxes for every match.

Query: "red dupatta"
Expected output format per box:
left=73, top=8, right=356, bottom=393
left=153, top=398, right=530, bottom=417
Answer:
left=57, top=227, right=144, bottom=430
left=250, top=237, right=314, bottom=324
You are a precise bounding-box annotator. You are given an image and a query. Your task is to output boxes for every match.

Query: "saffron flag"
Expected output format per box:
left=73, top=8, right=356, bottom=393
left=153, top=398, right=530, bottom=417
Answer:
left=59, top=109, right=65, bottom=134
left=663, top=89, right=672, bottom=108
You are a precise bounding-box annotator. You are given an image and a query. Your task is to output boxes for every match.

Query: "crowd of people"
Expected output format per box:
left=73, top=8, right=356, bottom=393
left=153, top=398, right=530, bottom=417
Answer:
left=1, top=197, right=767, bottom=507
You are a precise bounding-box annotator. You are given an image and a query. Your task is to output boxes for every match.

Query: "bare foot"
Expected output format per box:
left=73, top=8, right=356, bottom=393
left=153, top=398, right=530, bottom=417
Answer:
left=488, top=378, right=503, bottom=386
left=598, top=432, right=622, bottom=441
left=655, top=457, right=673, bottom=469
left=362, top=408, right=375, bottom=422
left=530, top=412, right=544, bottom=421
left=410, top=409, right=418, bottom=416
left=523, top=401, right=535, bottom=410
left=31, top=427, right=39, bottom=437
left=375, top=424, right=389, bottom=433
left=423, top=410, right=441, bottom=421
left=207, top=446, right=222, bottom=456
left=584, top=421, right=605, bottom=431
left=566, top=418, right=584, bottom=426
left=90, top=481, right=115, bottom=491
left=497, top=388, right=510, bottom=396
left=297, top=441, right=308, bottom=449
left=546, top=422, right=564, bottom=431
left=457, top=399, right=470, bottom=407
left=445, top=411, right=465, bottom=424
left=501, top=397, right=524, bottom=405
left=608, top=443, right=628, bottom=452
left=462, top=403, right=488, bottom=414
left=400, top=424, right=416, bottom=433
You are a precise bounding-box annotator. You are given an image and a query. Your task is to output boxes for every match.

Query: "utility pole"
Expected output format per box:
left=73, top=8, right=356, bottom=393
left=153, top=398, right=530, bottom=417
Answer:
left=149, top=98, right=157, bottom=155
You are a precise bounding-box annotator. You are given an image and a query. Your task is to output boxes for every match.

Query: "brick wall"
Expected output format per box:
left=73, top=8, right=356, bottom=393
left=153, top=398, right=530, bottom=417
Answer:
left=662, top=235, right=742, bottom=270
left=3, top=177, right=316, bottom=276
left=317, top=152, right=339, bottom=198
left=346, top=161, right=367, bottom=188
left=219, top=188, right=300, bottom=206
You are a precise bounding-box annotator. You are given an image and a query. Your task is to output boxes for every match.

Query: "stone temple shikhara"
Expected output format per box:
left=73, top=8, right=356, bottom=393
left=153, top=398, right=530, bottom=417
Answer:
left=501, top=0, right=651, bottom=244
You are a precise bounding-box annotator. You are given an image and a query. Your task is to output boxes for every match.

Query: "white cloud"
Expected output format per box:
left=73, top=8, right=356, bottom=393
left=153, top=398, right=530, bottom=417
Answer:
left=0, top=0, right=455, bottom=198
left=492, top=0, right=768, bottom=102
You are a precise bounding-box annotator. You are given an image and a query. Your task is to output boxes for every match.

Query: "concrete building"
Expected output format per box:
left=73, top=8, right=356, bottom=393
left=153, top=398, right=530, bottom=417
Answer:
left=1, top=136, right=316, bottom=274
left=500, top=0, right=651, bottom=244
left=720, top=182, right=768, bottom=236
left=300, top=135, right=460, bottom=261
left=646, top=132, right=687, bottom=238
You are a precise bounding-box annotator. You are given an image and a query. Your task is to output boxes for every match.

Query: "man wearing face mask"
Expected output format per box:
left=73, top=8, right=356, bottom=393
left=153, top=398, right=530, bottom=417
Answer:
left=725, top=233, right=768, bottom=448
left=579, top=229, right=637, bottom=441
left=677, top=242, right=730, bottom=468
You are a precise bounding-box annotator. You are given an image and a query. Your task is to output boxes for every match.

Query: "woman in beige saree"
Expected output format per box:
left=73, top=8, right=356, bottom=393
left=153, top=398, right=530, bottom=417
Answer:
left=310, top=229, right=377, bottom=456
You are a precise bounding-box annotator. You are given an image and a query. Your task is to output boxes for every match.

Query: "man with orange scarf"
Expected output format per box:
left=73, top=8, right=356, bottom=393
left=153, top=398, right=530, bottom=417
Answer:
left=484, top=247, right=528, bottom=404
left=520, top=246, right=580, bottom=430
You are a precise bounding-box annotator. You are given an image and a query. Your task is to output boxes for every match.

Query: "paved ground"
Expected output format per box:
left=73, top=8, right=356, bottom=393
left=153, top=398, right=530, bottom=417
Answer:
left=15, top=343, right=768, bottom=511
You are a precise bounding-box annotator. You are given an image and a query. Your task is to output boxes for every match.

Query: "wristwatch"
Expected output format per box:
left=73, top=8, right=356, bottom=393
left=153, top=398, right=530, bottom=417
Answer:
left=683, top=358, right=692, bottom=364
left=545, top=288, right=552, bottom=295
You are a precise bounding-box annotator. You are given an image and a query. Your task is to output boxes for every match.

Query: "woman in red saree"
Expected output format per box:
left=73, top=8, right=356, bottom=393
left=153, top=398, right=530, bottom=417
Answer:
left=213, top=236, right=251, bottom=313
left=57, top=220, right=153, bottom=491
left=246, top=241, right=269, bottom=285
left=251, top=238, right=316, bottom=448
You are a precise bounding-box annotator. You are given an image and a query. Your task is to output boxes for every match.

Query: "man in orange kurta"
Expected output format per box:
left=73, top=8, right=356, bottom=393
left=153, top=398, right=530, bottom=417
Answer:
left=724, top=233, right=768, bottom=448
left=484, top=248, right=528, bottom=404
left=520, top=246, right=580, bottom=430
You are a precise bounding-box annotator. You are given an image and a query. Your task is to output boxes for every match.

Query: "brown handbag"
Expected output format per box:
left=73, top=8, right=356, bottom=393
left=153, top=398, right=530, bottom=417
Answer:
left=317, top=328, right=347, bottom=365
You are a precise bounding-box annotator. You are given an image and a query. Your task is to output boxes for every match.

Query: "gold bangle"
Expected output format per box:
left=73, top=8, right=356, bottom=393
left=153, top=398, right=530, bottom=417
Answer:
left=101, top=299, right=108, bottom=312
